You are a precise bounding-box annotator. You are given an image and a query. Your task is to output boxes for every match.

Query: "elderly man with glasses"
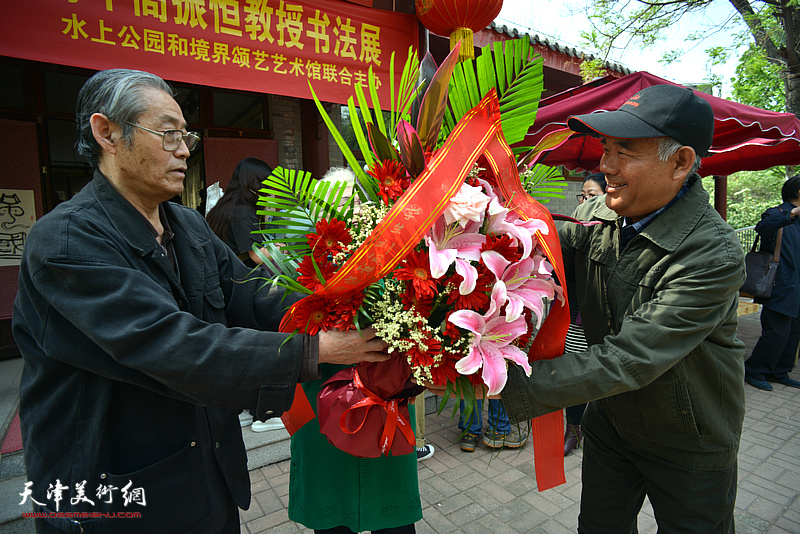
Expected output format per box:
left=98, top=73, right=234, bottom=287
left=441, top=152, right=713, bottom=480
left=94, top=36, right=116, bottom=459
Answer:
left=13, top=69, right=390, bottom=534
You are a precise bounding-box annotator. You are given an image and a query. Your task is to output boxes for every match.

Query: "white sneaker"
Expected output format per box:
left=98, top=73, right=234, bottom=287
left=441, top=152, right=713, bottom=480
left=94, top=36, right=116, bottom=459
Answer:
left=251, top=419, right=285, bottom=432
left=239, top=412, right=253, bottom=427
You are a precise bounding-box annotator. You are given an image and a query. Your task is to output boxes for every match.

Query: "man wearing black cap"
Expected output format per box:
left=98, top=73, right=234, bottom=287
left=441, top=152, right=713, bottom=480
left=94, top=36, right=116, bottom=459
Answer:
left=501, top=84, right=746, bottom=532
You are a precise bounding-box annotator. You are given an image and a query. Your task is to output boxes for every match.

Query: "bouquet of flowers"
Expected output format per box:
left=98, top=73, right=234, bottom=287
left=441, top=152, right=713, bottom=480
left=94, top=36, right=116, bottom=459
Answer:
left=256, top=39, right=573, bottom=485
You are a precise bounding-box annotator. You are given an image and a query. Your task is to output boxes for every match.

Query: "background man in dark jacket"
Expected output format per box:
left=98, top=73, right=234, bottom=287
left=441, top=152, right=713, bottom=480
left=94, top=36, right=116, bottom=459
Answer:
left=12, top=69, right=389, bottom=533
left=501, top=85, right=746, bottom=532
left=744, top=174, right=800, bottom=391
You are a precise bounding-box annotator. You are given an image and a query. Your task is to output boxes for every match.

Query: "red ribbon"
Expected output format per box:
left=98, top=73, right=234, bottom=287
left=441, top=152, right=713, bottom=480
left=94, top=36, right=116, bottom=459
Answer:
left=338, top=370, right=416, bottom=456
left=483, top=128, right=574, bottom=491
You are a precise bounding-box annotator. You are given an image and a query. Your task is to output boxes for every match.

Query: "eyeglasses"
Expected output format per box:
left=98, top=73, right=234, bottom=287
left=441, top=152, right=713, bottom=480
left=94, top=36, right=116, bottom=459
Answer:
left=576, top=193, right=598, bottom=202
left=124, top=121, right=200, bottom=152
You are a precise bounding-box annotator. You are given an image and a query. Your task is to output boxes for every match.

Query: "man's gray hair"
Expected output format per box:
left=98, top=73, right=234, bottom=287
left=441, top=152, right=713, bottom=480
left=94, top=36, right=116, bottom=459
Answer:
left=657, top=137, right=702, bottom=174
left=76, top=69, right=174, bottom=168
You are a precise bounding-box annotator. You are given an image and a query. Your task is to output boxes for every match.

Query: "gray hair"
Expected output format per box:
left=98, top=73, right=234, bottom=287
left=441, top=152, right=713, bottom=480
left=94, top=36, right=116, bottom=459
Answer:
left=656, top=137, right=702, bottom=175
left=76, top=69, right=174, bottom=168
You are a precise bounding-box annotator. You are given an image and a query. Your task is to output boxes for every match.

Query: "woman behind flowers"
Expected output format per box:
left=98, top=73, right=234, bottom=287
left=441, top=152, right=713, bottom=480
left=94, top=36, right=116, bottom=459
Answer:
left=206, top=157, right=273, bottom=268
left=288, top=167, right=423, bottom=534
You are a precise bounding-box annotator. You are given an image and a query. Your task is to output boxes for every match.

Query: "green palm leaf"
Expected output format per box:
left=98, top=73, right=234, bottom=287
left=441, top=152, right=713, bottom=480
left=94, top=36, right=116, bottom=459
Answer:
left=256, top=167, right=356, bottom=262
left=445, top=39, right=544, bottom=151
left=520, top=164, right=568, bottom=203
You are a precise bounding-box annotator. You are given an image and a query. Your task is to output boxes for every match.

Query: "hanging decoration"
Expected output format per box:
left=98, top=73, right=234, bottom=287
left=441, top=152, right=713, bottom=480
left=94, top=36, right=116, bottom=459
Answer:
left=415, top=0, right=504, bottom=62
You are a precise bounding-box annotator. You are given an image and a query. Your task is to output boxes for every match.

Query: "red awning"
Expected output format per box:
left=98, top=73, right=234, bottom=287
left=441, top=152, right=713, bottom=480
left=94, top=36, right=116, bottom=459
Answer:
left=525, top=72, right=800, bottom=176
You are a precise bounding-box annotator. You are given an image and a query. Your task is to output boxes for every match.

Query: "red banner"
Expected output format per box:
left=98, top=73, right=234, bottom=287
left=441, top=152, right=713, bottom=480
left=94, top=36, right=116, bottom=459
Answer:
left=0, top=0, right=417, bottom=105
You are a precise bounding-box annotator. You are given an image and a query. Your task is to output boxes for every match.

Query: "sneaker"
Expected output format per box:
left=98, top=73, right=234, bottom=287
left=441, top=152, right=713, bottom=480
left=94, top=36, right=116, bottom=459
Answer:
left=251, top=419, right=285, bottom=432
left=460, top=432, right=480, bottom=452
left=483, top=427, right=529, bottom=449
left=416, top=444, right=435, bottom=461
left=238, top=412, right=253, bottom=427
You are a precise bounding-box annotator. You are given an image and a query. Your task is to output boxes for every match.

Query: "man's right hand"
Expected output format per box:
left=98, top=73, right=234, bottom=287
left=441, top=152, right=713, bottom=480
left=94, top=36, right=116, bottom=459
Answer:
left=318, top=327, right=390, bottom=365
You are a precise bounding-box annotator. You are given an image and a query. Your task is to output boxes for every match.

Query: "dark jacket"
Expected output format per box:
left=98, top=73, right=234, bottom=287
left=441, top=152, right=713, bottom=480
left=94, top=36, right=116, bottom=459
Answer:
left=503, top=176, right=746, bottom=470
left=12, top=171, right=309, bottom=533
left=754, top=201, right=800, bottom=318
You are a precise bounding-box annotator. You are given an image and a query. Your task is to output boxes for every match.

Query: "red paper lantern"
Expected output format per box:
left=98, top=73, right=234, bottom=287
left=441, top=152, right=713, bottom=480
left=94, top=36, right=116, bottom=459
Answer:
left=416, top=0, right=504, bottom=61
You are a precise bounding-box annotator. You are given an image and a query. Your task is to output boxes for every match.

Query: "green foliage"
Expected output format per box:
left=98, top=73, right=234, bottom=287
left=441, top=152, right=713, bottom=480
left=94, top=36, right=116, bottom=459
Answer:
left=703, top=170, right=785, bottom=229
left=731, top=45, right=786, bottom=112
left=256, top=167, right=355, bottom=260
left=579, top=58, right=607, bottom=83
left=520, top=165, right=568, bottom=204
left=444, top=39, right=545, bottom=150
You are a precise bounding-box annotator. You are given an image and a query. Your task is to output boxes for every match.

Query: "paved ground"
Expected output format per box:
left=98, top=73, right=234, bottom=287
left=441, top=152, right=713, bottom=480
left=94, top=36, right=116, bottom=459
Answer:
left=239, top=310, right=800, bottom=534
left=2, top=308, right=798, bottom=533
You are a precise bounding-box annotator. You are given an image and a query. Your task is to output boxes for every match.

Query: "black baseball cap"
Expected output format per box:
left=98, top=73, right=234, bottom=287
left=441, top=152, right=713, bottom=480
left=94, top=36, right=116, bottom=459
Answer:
left=567, top=85, right=715, bottom=157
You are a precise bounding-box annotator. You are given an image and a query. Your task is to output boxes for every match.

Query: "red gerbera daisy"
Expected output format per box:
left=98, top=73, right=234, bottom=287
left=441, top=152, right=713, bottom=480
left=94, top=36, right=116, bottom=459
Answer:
left=442, top=318, right=463, bottom=343
left=400, top=290, right=434, bottom=317
left=368, top=159, right=410, bottom=204
left=293, top=296, right=336, bottom=335
left=296, top=256, right=337, bottom=292
left=481, top=234, right=523, bottom=263
left=333, top=292, right=365, bottom=331
left=394, top=250, right=437, bottom=298
left=306, top=218, right=352, bottom=262
left=446, top=266, right=493, bottom=311
left=405, top=335, right=441, bottom=368
left=428, top=352, right=461, bottom=386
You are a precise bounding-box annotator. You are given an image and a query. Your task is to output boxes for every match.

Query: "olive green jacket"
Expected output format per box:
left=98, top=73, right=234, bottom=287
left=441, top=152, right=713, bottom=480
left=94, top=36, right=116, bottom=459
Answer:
left=503, top=175, right=746, bottom=469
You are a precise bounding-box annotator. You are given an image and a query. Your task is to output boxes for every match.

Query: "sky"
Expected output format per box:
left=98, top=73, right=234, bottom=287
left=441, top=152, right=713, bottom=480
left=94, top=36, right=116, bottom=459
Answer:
left=495, top=0, right=747, bottom=97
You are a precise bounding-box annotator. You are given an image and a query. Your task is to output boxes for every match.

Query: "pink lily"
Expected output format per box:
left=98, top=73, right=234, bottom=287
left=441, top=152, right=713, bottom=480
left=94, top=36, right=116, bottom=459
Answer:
left=482, top=250, right=561, bottom=327
left=478, top=178, right=550, bottom=260
left=448, top=283, right=532, bottom=395
left=425, top=216, right=485, bottom=294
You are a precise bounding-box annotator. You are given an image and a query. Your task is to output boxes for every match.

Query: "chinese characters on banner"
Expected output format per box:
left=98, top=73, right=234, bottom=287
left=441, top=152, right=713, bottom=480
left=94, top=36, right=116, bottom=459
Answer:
left=0, top=0, right=418, bottom=105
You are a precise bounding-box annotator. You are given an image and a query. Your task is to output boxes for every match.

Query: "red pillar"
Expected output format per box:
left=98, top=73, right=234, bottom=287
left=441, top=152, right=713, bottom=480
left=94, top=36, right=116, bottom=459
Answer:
left=714, top=175, right=728, bottom=221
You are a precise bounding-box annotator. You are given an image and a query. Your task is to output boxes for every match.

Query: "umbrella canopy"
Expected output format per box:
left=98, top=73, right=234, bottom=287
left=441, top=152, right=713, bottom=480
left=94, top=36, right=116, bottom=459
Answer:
left=525, top=72, right=800, bottom=176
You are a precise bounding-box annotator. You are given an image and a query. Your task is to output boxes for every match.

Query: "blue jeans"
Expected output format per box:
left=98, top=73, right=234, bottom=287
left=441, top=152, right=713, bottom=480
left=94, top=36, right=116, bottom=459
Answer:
left=458, top=399, right=510, bottom=435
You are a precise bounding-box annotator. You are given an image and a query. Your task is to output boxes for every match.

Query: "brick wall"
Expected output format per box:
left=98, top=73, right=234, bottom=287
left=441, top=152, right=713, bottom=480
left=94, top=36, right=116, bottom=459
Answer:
left=269, top=95, right=302, bottom=170
left=545, top=180, right=582, bottom=219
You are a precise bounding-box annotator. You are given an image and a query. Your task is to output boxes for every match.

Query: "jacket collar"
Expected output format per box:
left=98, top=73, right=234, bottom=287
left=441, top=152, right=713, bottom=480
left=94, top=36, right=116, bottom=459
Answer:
left=588, top=174, right=708, bottom=253
left=89, top=169, right=161, bottom=257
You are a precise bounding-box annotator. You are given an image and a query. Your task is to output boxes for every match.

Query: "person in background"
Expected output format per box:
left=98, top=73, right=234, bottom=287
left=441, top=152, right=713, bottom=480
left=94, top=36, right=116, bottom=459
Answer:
left=564, top=172, right=607, bottom=455
left=576, top=172, right=606, bottom=204
left=12, top=69, right=390, bottom=534
left=498, top=84, right=746, bottom=532
left=457, top=398, right=528, bottom=452
left=288, top=168, right=423, bottom=534
left=206, top=157, right=283, bottom=432
left=206, top=157, right=273, bottom=269
left=744, top=174, right=800, bottom=391
left=414, top=392, right=435, bottom=460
